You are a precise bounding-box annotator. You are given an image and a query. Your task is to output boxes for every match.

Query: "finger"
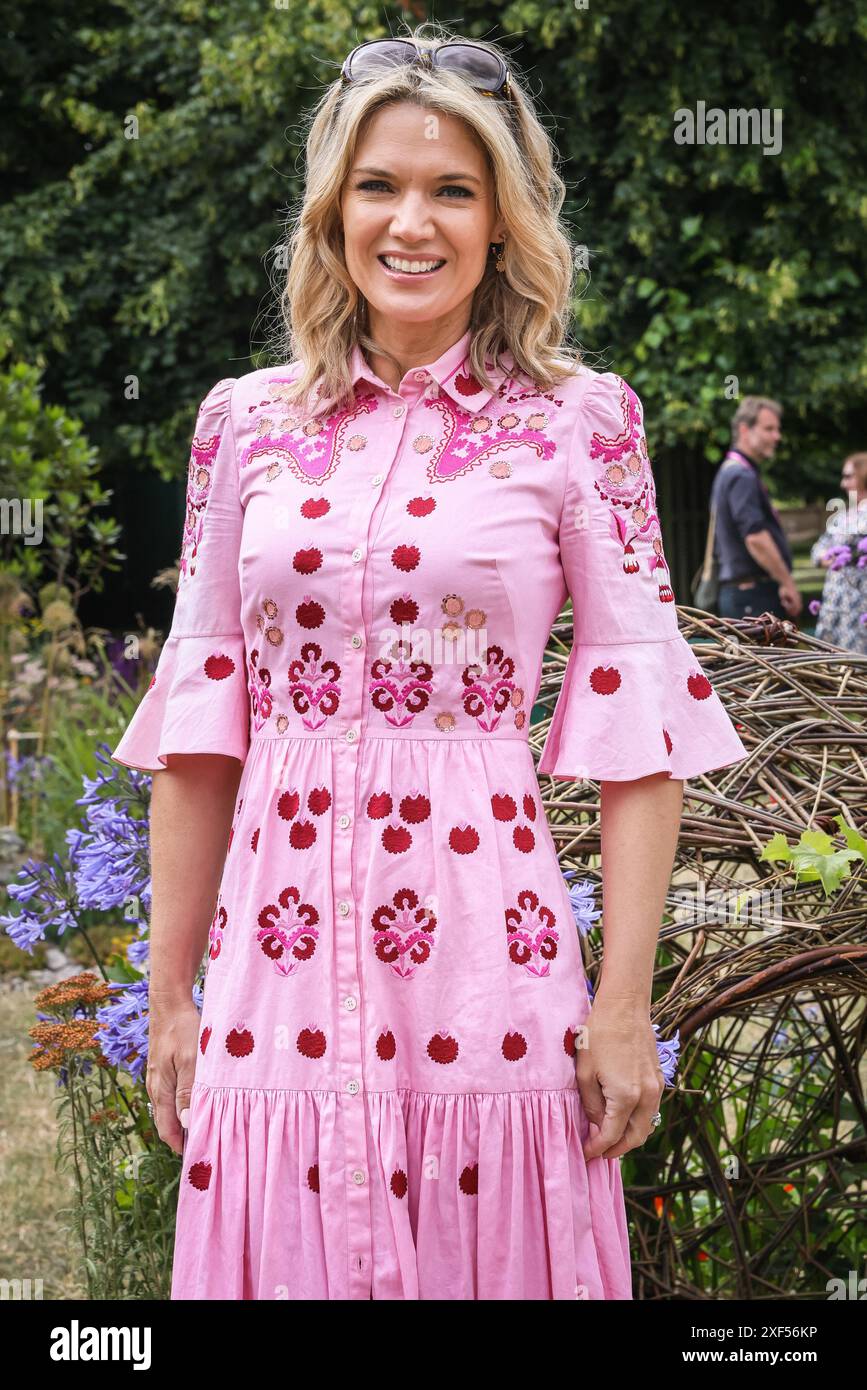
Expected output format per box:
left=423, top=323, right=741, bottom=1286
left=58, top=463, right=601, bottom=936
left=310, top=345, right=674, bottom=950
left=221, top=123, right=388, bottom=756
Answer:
left=575, top=1054, right=607, bottom=1128
left=582, top=1094, right=636, bottom=1160
left=598, top=1112, right=649, bottom=1160
left=153, top=1075, right=184, bottom=1156
left=601, top=1084, right=665, bottom=1158
left=171, top=1073, right=195, bottom=1152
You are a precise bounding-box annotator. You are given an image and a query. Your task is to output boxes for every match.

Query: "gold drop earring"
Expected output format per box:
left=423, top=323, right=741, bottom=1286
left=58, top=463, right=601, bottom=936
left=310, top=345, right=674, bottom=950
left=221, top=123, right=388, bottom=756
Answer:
left=490, top=236, right=506, bottom=272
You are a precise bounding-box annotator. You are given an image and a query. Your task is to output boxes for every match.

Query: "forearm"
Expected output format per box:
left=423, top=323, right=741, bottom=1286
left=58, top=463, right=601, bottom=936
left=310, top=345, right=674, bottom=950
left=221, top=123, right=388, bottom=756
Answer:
left=149, top=753, right=243, bottom=1006
left=595, top=773, right=684, bottom=1009
left=744, top=529, right=791, bottom=583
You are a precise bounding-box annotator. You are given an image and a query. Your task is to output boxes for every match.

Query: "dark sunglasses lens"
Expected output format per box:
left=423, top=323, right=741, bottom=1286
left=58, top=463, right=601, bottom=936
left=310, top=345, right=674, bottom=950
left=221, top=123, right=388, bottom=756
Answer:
left=437, top=45, right=504, bottom=90
left=348, top=41, right=418, bottom=78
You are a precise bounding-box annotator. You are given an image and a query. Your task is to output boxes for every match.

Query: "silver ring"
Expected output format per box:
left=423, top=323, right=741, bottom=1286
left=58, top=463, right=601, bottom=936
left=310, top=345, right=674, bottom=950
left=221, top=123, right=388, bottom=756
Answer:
left=650, top=1111, right=662, bottom=1127
left=146, top=1102, right=154, bottom=1116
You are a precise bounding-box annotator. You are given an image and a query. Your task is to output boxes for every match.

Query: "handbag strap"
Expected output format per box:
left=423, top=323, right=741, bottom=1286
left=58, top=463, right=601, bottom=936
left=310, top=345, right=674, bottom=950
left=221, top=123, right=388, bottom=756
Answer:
left=700, top=505, right=718, bottom=581
left=701, top=458, right=743, bottom=580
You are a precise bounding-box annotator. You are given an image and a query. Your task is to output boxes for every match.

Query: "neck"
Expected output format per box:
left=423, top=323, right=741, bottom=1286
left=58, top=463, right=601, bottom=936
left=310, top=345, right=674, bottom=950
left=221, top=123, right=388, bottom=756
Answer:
left=364, top=309, right=471, bottom=392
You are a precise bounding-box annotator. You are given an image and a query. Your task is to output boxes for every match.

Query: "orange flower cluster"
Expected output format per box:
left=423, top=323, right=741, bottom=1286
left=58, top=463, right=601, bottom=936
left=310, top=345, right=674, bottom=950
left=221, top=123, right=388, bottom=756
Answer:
left=29, top=972, right=113, bottom=1072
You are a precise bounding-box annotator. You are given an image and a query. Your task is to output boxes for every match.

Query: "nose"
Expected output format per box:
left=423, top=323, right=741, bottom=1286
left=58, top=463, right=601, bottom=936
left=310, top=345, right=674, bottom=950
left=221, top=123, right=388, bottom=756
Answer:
left=388, top=194, right=435, bottom=240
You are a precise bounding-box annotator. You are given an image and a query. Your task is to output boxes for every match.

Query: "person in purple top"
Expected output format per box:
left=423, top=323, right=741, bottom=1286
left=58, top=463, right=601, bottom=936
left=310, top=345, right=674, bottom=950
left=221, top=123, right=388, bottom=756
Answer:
left=711, top=396, right=803, bottom=621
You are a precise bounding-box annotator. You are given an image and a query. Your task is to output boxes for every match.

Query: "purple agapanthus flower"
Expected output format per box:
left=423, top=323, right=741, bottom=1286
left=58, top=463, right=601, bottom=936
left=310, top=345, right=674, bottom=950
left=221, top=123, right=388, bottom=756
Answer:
left=808, top=599, right=822, bottom=616
left=94, top=979, right=150, bottom=1082
left=2, top=746, right=153, bottom=956
left=562, top=870, right=602, bottom=936
left=126, top=937, right=150, bottom=969
left=5, top=750, right=49, bottom=788
left=74, top=746, right=152, bottom=912
left=653, top=1024, right=681, bottom=1086
left=0, top=852, right=80, bottom=952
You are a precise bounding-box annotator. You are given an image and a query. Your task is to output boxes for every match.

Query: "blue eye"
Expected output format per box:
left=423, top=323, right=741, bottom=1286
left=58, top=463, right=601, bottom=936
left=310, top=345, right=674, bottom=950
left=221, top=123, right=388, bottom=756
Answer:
left=355, top=180, right=473, bottom=198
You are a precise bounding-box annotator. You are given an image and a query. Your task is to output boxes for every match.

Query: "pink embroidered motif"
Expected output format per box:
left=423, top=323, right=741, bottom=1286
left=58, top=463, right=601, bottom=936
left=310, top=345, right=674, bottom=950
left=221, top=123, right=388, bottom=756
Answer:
left=248, top=648, right=273, bottom=731
left=461, top=643, right=517, bottom=732
left=256, top=885, right=320, bottom=977
left=178, top=429, right=220, bottom=586
left=589, top=376, right=674, bottom=603
left=372, top=887, right=438, bottom=979
left=248, top=599, right=283, bottom=729
left=287, top=641, right=342, bottom=730
left=240, top=384, right=379, bottom=484
left=369, top=640, right=434, bottom=729
left=418, top=390, right=558, bottom=483
left=208, top=899, right=227, bottom=961
left=505, top=889, right=559, bottom=977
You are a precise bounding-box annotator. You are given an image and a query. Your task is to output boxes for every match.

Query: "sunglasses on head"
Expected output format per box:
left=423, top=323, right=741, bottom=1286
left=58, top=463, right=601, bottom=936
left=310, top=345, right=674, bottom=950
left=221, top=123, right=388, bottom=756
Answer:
left=340, top=39, right=512, bottom=100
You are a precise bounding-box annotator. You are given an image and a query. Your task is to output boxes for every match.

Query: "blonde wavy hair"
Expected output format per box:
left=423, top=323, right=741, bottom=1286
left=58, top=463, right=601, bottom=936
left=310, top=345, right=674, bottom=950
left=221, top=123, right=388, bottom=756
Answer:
left=270, top=20, right=583, bottom=417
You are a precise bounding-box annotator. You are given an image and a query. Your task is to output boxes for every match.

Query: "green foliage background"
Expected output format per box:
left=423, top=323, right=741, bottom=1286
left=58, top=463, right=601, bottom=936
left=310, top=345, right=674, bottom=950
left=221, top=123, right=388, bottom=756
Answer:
left=2, top=0, right=866, bottom=577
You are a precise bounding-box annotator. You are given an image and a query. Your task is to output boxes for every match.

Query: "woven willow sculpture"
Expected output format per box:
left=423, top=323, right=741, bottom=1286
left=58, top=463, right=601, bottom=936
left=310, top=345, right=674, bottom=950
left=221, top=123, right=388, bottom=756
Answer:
left=533, top=605, right=867, bottom=1300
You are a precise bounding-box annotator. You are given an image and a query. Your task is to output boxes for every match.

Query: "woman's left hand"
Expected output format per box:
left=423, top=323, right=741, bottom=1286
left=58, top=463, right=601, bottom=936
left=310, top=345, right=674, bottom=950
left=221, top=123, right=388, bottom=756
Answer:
left=575, top=998, right=666, bottom=1160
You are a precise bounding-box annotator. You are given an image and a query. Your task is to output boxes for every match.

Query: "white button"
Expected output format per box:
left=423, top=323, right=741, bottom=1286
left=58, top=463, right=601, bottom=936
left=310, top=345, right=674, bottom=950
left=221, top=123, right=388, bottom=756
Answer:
left=351, top=633, right=363, bottom=648
left=351, top=546, right=363, bottom=562
left=414, top=370, right=428, bottom=382
left=392, top=404, right=405, bottom=417
left=347, top=1079, right=360, bottom=1095
left=343, top=994, right=357, bottom=1010
left=346, top=728, right=357, bottom=742
left=352, top=1170, right=366, bottom=1185
left=338, top=899, right=351, bottom=916
left=338, top=813, right=351, bottom=828
left=371, top=473, right=383, bottom=486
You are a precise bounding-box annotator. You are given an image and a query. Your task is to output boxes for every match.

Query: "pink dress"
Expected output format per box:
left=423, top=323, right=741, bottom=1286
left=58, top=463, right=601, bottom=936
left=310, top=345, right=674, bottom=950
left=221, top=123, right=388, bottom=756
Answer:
left=112, top=329, right=747, bottom=1300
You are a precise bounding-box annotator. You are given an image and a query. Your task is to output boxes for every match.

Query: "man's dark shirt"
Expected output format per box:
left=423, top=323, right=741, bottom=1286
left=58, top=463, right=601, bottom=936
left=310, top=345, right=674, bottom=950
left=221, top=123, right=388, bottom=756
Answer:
left=711, top=448, right=793, bottom=583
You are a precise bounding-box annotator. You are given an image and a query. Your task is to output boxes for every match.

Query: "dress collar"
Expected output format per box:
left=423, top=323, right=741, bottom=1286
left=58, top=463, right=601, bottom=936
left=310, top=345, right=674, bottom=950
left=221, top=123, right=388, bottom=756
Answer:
left=348, top=329, right=516, bottom=413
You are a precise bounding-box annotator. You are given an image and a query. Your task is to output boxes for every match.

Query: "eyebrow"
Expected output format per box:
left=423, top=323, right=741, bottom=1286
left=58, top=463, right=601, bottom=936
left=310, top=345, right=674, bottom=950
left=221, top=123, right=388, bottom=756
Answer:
left=351, top=165, right=482, bottom=184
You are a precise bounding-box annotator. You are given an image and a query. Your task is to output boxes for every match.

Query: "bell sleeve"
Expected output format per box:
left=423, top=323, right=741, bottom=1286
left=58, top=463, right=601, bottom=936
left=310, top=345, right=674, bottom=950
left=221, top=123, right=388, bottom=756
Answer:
left=537, top=371, right=748, bottom=782
left=111, top=376, right=250, bottom=772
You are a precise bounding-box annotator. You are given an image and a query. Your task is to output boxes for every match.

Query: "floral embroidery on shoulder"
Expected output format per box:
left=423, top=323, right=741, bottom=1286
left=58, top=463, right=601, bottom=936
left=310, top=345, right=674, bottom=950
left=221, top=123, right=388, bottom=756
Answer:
left=588, top=375, right=674, bottom=603
left=178, top=427, right=221, bottom=587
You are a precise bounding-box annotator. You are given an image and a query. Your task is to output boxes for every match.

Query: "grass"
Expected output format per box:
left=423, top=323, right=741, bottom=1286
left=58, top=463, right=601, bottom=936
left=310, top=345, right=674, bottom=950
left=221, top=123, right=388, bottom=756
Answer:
left=0, top=979, right=87, bottom=1299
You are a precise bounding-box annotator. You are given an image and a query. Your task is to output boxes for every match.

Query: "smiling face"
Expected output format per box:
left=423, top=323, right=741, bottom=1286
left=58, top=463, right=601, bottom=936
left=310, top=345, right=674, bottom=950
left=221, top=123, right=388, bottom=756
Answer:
left=340, top=101, right=506, bottom=348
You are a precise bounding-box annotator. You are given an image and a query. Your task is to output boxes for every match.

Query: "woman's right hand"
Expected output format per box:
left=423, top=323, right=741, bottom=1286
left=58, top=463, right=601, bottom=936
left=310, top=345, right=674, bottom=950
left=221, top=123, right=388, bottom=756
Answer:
left=146, top=996, right=202, bottom=1155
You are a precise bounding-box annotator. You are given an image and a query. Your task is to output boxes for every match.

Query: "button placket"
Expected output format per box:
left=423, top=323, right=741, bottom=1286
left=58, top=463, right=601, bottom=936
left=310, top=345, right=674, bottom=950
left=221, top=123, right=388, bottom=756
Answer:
left=332, top=402, right=412, bottom=1299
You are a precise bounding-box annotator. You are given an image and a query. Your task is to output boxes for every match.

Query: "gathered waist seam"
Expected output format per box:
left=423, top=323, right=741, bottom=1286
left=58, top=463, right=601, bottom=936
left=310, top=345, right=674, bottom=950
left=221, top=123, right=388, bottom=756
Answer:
left=191, top=1081, right=579, bottom=1098
left=246, top=733, right=533, bottom=745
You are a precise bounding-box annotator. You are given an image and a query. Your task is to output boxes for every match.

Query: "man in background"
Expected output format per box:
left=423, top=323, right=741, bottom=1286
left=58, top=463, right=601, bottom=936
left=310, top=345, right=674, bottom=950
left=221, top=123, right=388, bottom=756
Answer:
left=712, top=396, right=803, bottom=620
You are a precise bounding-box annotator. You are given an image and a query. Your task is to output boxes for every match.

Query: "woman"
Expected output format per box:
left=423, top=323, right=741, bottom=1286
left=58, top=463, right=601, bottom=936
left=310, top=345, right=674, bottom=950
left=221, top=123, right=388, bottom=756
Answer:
left=810, top=452, right=867, bottom=655
left=113, top=24, right=748, bottom=1300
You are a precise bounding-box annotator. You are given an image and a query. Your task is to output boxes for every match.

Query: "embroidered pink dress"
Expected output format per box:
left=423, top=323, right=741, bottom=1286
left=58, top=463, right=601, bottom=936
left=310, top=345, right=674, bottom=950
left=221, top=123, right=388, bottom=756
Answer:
left=112, top=329, right=747, bottom=1300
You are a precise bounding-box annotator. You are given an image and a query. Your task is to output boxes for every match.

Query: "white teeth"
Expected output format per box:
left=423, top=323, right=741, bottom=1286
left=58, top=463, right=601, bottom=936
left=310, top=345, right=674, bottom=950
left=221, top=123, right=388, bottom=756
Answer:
left=382, top=256, right=444, bottom=274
